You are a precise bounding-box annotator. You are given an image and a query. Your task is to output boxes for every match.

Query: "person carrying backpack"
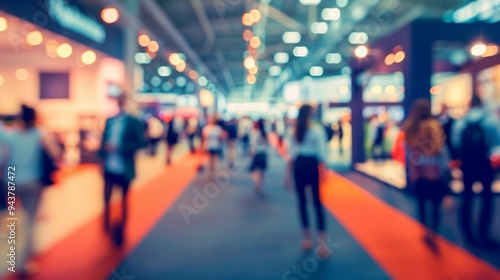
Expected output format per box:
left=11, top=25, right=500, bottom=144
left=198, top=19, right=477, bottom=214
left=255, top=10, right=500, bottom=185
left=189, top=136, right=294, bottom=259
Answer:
left=451, top=95, right=500, bottom=249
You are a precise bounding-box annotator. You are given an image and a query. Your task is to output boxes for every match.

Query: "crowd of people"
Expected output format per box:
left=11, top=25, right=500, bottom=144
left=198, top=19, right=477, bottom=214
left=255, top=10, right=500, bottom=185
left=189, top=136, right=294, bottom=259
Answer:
left=1, top=92, right=499, bottom=278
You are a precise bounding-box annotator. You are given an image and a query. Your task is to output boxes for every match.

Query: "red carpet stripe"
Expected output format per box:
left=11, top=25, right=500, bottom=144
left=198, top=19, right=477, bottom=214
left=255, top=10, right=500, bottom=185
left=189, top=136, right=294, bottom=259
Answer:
left=3, top=154, right=205, bottom=280
left=322, top=172, right=500, bottom=280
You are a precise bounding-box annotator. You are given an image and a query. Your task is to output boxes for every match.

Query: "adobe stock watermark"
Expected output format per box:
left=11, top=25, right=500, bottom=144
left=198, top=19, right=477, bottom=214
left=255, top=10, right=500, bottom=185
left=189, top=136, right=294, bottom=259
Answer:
left=178, top=162, right=241, bottom=225
left=213, top=0, right=243, bottom=19
left=110, top=267, right=135, bottom=280
left=282, top=235, right=340, bottom=280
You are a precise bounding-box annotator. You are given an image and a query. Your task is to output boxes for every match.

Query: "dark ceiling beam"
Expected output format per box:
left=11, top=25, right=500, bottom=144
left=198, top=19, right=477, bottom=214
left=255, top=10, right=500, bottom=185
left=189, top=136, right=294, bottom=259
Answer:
left=141, top=0, right=222, bottom=91
left=258, top=2, right=307, bottom=33
left=216, top=51, right=236, bottom=90
left=190, top=0, right=216, bottom=53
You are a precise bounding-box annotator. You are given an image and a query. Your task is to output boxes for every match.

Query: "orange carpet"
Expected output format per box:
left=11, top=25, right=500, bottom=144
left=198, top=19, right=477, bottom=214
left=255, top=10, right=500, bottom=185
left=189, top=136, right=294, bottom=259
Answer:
left=3, top=154, right=206, bottom=280
left=269, top=132, right=499, bottom=279
left=321, top=172, right=500, bottom=280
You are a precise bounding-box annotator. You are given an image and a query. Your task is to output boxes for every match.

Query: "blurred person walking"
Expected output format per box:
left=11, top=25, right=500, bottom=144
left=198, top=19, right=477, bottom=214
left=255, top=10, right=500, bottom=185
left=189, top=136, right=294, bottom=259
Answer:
left=186, top=117, right=199, bottom=154
left=99, top=94, right=145, bottom=246
left=165, top=116, right=183, bottom=165
left=225, top=118, right=238, bottom=168
left=402, top=99, right=450, bottom=249
left=146, top=115, right=164, bottom=156
left=276, top=118, right=286, bottom=152
left=451, top=95, right=500, bottom=249
left=238, top=116, right=253, bottom=156
left=369, top=115, right=386, bottom=161
left=249, top=119, right=269, bottom=194
left=202, top=116, right=226, bottom=173
left=285, top=104, right=329, bottom=258
left=0, top=105, right=61, bottom=277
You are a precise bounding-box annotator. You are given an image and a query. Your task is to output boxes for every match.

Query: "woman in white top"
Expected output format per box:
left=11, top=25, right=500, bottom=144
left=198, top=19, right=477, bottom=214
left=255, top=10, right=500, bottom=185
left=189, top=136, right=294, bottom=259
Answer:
left=202, top=116, right=226, bottom=173
left=249, top=119, right=268, bottom=194
left=286, top=104, right=329, bottom=258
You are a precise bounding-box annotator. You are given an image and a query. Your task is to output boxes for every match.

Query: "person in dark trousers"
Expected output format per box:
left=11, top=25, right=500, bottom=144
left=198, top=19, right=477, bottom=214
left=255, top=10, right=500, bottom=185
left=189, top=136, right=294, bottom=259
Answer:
left=146, top=115, right=164, bottom=156
left=165, top=116, right=180, bottom=165
left=402, top=99, right=449, bottom=250
left=438, top=105, right=458, bottom=160
left=99, top=94, right=145, bottom=246
left=225, top=118, right=238, bottom=168
left=249, top=119, right=268, bottom=194
left=451, top=95, right=500, bottom=249
left=285, top=104, right=329, bottom=258
left=186, top=117, right=199, bottom=154
left=336, top=120, right=344, bottom=154
left=370, top=115, right=385, bottom=161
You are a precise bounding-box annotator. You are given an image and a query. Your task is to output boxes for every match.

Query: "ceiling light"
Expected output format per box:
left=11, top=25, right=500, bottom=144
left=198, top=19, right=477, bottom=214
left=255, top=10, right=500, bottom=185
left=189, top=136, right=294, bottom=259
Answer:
left=471, top=43, right=487, bottom=57
left=321, top=8, right=341, bottom=20
left=482, top=45, right=499, bottom=57
left=16, top=69, right=29, bottom=81
left=341, top=66, right=351, bottom=75
left=249, top=65, right=259, bottom=75
left=336, top=0, right=349, bottom=8
left=169, top=53, right=181, bottom=66
left=249, top=9, right=262, bottom=22
left=394, top=51, right=405, bottom=63
left=283, top=32, right=301, bottom=44
left=348, top=32, right=369, bottom=45
left=244, top=57, right=256, bottom=69
left=385, top=53, right=395, bottom=65
left=326, top=53, right=342, bottom=64
left=135, top=53, right=151, bottom=64
left=339, top=85, right=349, bottom=95
left=354, top=45, right=368, bottom=58
left=371, top=85, right=382, bottom=94
left=176, top=76, right=187, bottom=87
left=269, top=66, right=281, bottom=76
left=176, top=60, right=186, bottom=72
left=57, top=43, right=73, bottom=58
left=299, top=0, right=321, bottom=5
left=247, top=74, right=256, bottom=85
left=310, top=66, right=324, bottom=76
left=46, top=40, right=58, bottom=57
left=311, top=22, right=328, bottom=34
left=26, top=31, right=43, bottom=46
left=293, top=46, right=308, bottom=57
left=150, top=76, right=162, bottom=87
left=101, top=7, right=119, bottom=24
left=138, top=34, right=150, bottom=47
left=242, top=13, right=254, bottom=26
left=243, top=30, right=253, bottom=41
left=148, top=40, right=159, bottom=52
left=250, top=36, right=261, bottom=49
left=189, top=70, right=198, bottom=80
left=0, top=17, right=7, bottom=32
left=81, top=50, right=97, bottom=65
left=158, top=66, right=172, bottom=77
left=198, top=76, right=208, bottom=87
left=385, top=85, right=396, bottom=95
left=274, top=52, right=289, bottom=64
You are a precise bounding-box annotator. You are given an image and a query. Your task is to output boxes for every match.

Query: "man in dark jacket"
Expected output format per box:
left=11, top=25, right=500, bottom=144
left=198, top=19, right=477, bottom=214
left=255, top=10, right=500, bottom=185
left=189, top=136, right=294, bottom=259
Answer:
left=99, top=93, right=145, bottom=246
